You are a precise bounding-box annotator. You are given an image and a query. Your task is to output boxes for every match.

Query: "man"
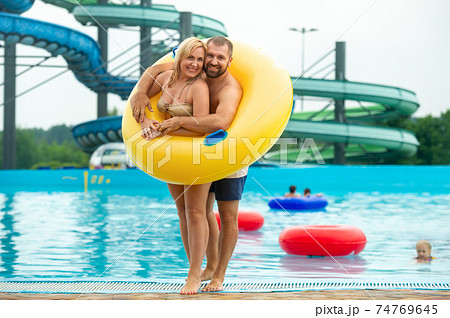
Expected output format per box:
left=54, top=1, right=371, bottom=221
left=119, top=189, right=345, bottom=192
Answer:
left=284, top=185, right=300, bottom=197
left=131, top=36, right=245, bottom=292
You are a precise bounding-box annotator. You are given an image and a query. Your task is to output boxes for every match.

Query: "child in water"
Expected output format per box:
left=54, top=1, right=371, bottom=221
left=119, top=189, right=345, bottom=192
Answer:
left=303, top=188, right=323, bottom=198
left=415, top=240, right=435, bottom=262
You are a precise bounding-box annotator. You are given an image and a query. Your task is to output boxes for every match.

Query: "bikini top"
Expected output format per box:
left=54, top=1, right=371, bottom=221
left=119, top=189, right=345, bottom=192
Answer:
left=156, top=80, right=194, bottom=117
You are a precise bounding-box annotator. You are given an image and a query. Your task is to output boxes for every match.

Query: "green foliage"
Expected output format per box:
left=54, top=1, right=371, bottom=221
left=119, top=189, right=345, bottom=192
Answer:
left=108, top=106, right=120, bottom=116
left=25, top=125, right=74, bottom=145
left=385, top=110, right=450, bottom=164
left=29, top=161, right=85, bottom=170
left=1, top=125, right=89, bottom=169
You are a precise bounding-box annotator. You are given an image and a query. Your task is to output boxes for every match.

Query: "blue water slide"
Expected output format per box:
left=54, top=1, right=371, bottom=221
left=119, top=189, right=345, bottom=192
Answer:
left=0, top=0, right=34, bottom=14
left=72, top=115, right=123, bottom=152
left=0, top=11, right=135, bottom=99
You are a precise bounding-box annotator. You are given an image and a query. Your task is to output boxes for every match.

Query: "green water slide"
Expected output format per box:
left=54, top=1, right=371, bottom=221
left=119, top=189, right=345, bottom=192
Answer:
left=42, top=1, right=227, bottom=37
left=265, top=78, right=420, bottom=163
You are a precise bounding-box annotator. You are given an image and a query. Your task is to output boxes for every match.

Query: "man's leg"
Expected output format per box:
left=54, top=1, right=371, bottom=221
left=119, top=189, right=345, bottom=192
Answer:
left=202, top=199, right=239, bottom=291
left=201, top=192, right=219, bottom=281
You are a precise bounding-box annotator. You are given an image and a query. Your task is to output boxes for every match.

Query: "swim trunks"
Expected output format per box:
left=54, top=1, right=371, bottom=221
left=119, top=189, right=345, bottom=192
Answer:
left=209, top=175, right=247, bottom=201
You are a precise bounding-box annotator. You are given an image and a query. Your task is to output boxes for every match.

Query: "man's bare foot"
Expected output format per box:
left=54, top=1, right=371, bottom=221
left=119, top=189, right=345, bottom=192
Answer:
left=180, top=276, right=201, bottom=295
left=200, top=267, right=215, bottom=281
left=201, top=278, right=224, bottom=292
left=184, top=267, right=215, bottom=282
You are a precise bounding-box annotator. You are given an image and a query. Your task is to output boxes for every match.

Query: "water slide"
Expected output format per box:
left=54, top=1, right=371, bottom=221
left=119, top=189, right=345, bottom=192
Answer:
left=0, top=1, right=419, bottom=160
left=265, top=78, right=420, bottom=163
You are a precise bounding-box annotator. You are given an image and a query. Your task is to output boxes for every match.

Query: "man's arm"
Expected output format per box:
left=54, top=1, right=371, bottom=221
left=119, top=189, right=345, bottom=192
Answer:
left=130, top=63, right=173, bottom=123
left=158, top=85, right=242, bottom=134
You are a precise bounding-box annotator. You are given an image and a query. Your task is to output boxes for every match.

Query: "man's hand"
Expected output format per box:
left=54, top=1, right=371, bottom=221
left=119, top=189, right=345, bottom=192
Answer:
left=131, top=91, right=153, bottom=123
left=158, top=117, right=182, bottom=135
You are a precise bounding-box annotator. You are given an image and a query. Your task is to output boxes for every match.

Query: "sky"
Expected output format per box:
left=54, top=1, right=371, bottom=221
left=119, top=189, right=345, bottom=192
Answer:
left=1, top=0, right=450, bottom=130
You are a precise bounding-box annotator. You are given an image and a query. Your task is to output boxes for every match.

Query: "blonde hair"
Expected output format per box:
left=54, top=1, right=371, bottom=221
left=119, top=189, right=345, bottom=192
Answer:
left=416, top=240, right=432, bottom=250
left=167, top=37, right=207, bottom=87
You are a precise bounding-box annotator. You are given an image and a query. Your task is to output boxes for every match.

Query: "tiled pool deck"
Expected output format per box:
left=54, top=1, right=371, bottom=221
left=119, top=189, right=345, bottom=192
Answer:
left=1, top=289, right=450, bottom=300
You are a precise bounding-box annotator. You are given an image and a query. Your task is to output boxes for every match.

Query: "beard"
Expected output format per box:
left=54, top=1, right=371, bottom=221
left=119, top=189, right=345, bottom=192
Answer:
left=205, top=63, right=227, bottom=78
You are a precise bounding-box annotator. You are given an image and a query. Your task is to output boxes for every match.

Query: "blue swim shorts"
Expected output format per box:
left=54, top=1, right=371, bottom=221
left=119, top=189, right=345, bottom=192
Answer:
left=209, top=176, right=247, bottom=201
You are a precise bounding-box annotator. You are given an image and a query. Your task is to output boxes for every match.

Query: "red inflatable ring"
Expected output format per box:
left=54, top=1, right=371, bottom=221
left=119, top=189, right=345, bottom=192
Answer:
left=279, top=225, right=367, bottom=256
left=214, top=210, right=264, bottom=232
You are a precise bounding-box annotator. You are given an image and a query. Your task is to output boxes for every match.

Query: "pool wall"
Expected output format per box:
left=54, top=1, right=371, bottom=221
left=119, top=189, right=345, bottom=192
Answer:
left=0, top=166, right=449, bottom=194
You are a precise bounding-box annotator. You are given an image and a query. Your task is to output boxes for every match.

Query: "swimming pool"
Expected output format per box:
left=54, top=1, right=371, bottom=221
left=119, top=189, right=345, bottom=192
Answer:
left=0, top=166, right=449, bottom=289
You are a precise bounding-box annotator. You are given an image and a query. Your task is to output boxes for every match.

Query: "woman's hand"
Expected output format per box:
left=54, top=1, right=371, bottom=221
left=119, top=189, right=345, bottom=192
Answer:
left=141, top=119, right=162, bottom=140
left=142, top=127, right=163, bottom=140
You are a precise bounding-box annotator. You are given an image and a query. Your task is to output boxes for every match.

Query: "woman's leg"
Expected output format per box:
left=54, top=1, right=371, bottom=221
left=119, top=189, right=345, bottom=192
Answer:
left=180, top=182, right=211, bottom=294
left=201, top=192, right=219, bottom=281
left=167, top=184, right=189, bottom=262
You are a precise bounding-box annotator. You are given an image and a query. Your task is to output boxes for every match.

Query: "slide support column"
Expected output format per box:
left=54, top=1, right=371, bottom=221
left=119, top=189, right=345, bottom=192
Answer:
left=334, top=41, right=346, bottom=164
left=3, top=43, right=16, bottom=169
left=97, top=0, right=108, bottom=118
left=179, top=12, right=193, bottom=42
left=140, top=0, right=152, bottom=74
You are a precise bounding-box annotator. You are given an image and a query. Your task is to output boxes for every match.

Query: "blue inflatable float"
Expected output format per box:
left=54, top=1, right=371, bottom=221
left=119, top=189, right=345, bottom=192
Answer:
left=268, top=196, right=328, bottom=211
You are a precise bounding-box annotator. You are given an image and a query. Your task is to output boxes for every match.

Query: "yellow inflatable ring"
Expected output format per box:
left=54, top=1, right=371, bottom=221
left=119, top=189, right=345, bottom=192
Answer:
left=122, top=40, right=293, bottom=185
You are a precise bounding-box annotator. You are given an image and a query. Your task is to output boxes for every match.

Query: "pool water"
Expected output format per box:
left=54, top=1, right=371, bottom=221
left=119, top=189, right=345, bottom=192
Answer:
left=0, top=166, right=449, bottom=284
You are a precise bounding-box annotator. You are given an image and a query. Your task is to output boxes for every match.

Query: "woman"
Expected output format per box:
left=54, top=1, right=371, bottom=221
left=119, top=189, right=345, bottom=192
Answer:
left=139, top=37, right=210, bottom=294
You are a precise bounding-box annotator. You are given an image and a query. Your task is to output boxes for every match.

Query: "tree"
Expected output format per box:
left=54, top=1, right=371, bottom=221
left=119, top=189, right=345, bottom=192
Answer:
left=1, top=125, right=89, bottom=169
left=386, top=110, right=450, bottom=164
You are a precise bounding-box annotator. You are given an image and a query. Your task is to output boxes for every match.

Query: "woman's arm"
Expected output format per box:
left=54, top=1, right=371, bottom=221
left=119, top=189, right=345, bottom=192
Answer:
left=131, top=71, right=170, bottom=116
left=146, top=71, right=171, bottom=99
left=131, top=63, right=173, bottom=122
left=192, top=80, right=210, bottom=117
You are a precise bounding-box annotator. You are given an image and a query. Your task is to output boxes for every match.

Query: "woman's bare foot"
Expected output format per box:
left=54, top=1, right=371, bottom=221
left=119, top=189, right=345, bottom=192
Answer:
left=180, top=276, right=201, bottom=295
left=201, top=278, right=224, bottom=292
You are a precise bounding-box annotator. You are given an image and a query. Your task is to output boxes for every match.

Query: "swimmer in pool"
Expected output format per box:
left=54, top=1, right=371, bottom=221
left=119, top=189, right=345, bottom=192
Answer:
left=415, top=240, right=435, bottom=262
left=303, top=188, right=323, bottom=198
left=284, top=185, right=301, bottom=197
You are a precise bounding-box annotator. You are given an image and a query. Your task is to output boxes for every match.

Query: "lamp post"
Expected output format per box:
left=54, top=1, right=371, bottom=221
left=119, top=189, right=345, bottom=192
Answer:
left=289, top=27, right=318, bottom=111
